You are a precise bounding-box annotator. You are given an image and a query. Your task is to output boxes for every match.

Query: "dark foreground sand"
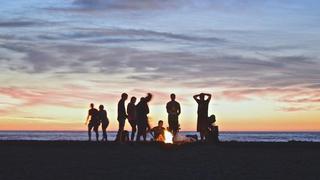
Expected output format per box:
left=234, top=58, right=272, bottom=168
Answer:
left=0, top=141, right=319, bottom=180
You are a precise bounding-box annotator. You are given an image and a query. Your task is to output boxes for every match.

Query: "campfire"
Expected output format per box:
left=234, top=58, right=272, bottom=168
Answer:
left=164, top=130, right=173, bottom=144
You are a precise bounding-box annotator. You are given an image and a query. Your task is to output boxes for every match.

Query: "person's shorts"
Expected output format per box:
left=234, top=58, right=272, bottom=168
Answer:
left=101, top=121, right=109, bottom=129
left=89, top=120, right=100, bottom=130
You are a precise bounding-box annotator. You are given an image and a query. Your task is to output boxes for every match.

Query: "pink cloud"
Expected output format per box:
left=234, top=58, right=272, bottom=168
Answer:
left=0, top=86, right=119, bottom=115
left=218, top=87, right=320, bottom=112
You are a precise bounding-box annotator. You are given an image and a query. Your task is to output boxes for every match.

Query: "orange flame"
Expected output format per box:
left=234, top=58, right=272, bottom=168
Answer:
left=164, top=130, right=173, bottom=144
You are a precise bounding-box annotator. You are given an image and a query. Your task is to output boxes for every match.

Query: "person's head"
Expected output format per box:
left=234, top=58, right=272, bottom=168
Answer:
left=130, top=96, right=136, bottom=103
left=158, top=120, right=163, bottom=127
left=170, top=93, right=176, bottom=101
left=90, top=103, right=94, bottom=108
left=121, top=93, right=128, bottom=100
left=208, top=114, right=216, bottom=124
left=99, top=105, right=104, bottom=110
left=200, top=93, right=205, bottom=101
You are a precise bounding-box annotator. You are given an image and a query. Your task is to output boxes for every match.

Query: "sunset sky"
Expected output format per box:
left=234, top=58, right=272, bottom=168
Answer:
left=0, top=0, right=319, bottom=131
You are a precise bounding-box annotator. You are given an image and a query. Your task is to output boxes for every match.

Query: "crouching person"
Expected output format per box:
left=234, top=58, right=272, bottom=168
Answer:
left=150, top=120, right=165, bottom=142
left=205, top=114, right=219, bottom=143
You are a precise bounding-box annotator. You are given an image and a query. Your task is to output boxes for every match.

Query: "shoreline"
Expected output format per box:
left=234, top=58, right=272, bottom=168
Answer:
left=1, top=140, right=320, bottom=143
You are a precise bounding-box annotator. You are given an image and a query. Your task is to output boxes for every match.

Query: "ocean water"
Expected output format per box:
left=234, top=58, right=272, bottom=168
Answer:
left=0, top=131, right=319, bottom=142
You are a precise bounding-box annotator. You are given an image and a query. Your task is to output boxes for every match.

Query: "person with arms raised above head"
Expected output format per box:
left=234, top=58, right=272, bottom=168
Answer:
left=166, top=93, right=181, bottom=135
left=193, top=93, right=212, bottom=141
left=85, top=103, right=100, bottom=141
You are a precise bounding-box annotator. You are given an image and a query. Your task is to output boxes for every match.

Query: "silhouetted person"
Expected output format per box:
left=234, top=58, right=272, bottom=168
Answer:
left=136, top=93, right=152, bottom=141
left=150, top=120, right=165, bottom=142
left=193, top=93, right=212, bottom=141
left=127, top=96, right=137, bottom=141
left=166, top=93, right=181, bottom=135
left=85, top=103, right=100, bottom=141
left=98, top=105, right=109, bottom=141
left=205, top=114, right=219, bottom=143
left=116, top=93, right=128, bottom=142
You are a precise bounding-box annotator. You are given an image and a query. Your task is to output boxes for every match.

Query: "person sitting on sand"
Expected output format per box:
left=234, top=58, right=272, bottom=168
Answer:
left=98, top=105, right=109, bottom=141
left=149, top=120, right=165, bottom=142
left=193, top=93, right=212, bottom=141
left=205, top=114, right=219, bottom=143
left=127, top=96, right=137, bottom=141
left=85, top=103, right=100, bottom=141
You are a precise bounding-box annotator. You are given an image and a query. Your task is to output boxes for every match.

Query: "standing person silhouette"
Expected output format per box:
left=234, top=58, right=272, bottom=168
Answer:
left=136, top=93, right=152, bottom=141
left=116, top=93, right=128, bottom=142
left=193, top=93, right=212, bottom=141
left=98, top=105, right=109, bottom=141
left=166, top=93, right=181, bottom=135
left=127, top=96, right=137, bottom=141
left=85, top=103, right=100, bottom=141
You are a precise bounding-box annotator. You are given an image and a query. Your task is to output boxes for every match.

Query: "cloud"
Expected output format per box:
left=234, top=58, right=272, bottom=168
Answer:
left=0, top=86, right=119, bottom=115
left=51, top=0, right=186, bottom=13
left=218, top=87, right=320, bottom=111
left=0, top=43, right=66, bottom=73
left=279, top=106, right=319, bottom=112
left=0, top=19, right=52, bottom=28
left=36, top=27, right=225, bottom=44
left=2, top=40, right=319, bottom=86
left=1, top=23, right=319, bottom=114
left=47, top=0, right=271, bottom=14
left=0, top=21, right=40, bottom=28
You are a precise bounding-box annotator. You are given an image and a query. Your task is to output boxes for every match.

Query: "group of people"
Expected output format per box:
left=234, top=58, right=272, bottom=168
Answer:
left=85, top=92, right=213, bottom=142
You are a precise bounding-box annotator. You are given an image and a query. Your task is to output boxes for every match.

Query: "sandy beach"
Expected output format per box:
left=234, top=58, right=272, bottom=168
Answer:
left=0, top=141, right=319, bottom=180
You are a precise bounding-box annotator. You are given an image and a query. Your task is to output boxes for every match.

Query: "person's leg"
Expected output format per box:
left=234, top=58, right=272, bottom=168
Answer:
left=117, top=120, right=125, bottom=142
left=143, top=133, right=146, bottom=141
left=104, top=121, right=109, bottom=141
left=101, top=122, right=107, bottom=141
left=172, top=116, right=179, bottom=135
left=120, top=120, right=126, bottom=142
left=130, top=122, right=136, bottom=141
left=200, top=131, right=204, bottom=141
left=136, top=126, right=141, bottom=141
left=102, top=126, right=106, bottom=141
left=88, top=123, right=93, bottom=141
left=142, top=127, right=147, bottom=141
left=94, top=126, right=99, bottom=141
left=168, top=115, right=173, bottom=132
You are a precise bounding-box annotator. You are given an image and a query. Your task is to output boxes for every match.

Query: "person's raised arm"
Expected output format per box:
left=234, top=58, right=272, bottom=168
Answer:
left=205, top=93, right=212, bottom=102
left=193, top=94, right=200, bottom=103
